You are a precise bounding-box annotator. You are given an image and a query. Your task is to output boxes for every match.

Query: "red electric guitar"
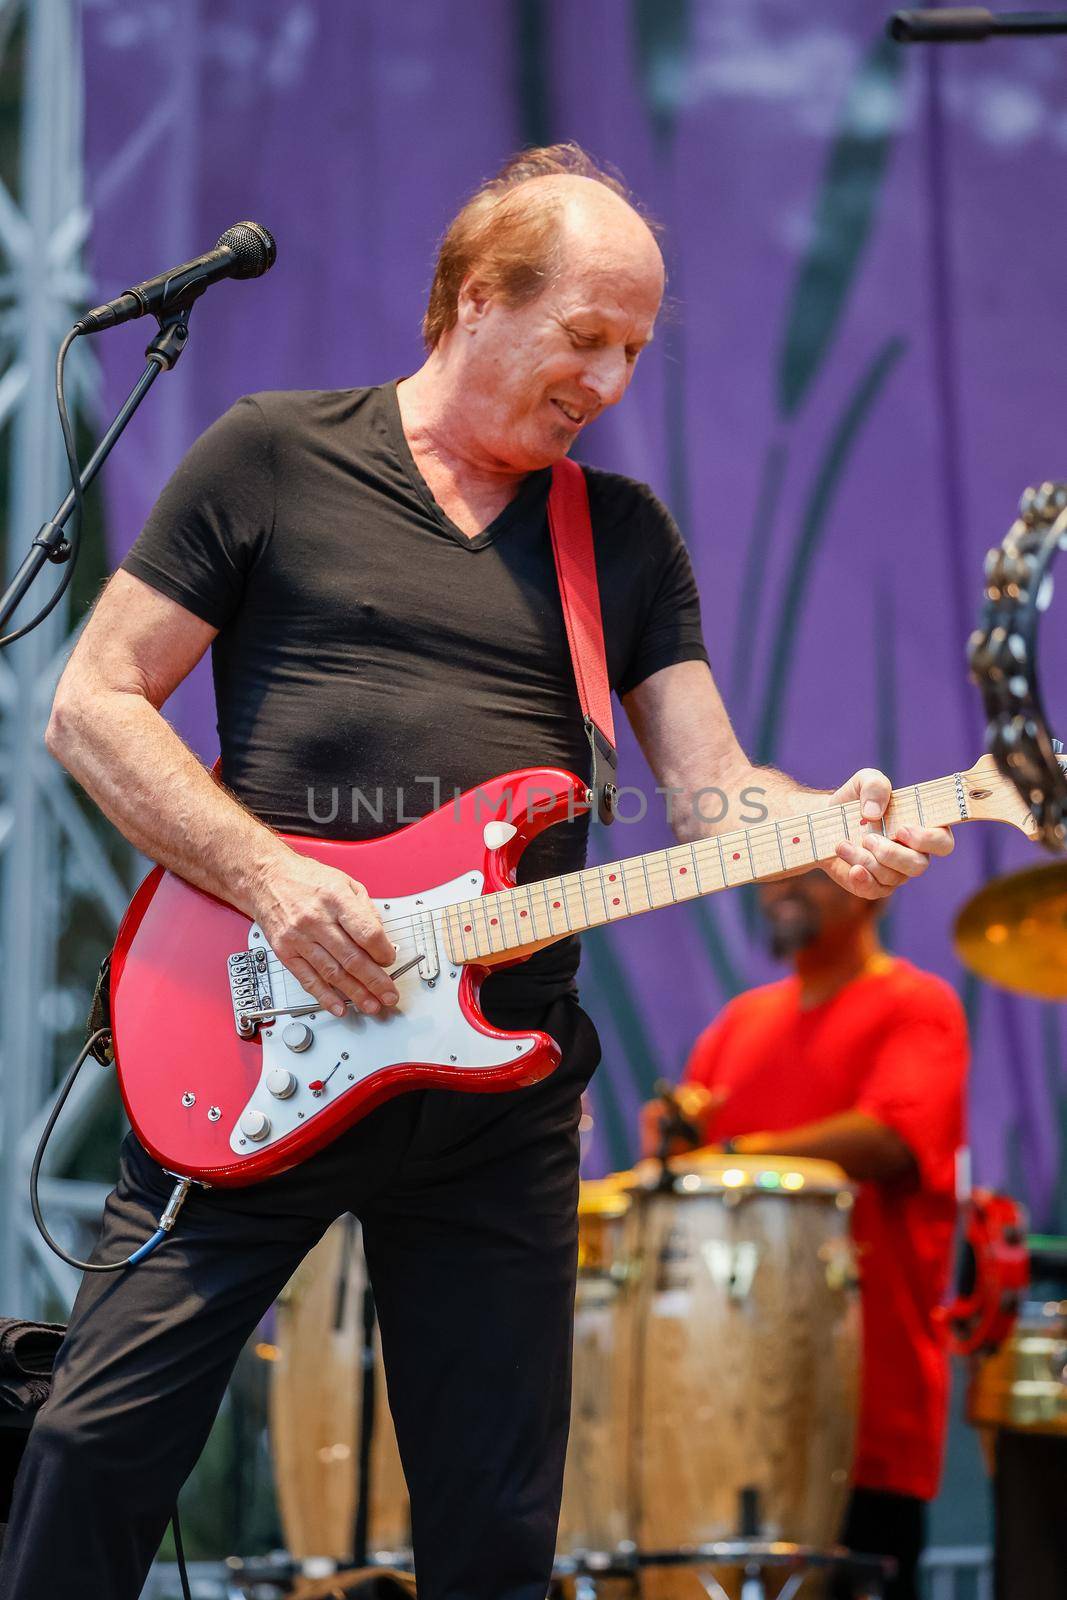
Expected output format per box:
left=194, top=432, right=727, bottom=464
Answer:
left=111, top=754, right=1039, bottom=1187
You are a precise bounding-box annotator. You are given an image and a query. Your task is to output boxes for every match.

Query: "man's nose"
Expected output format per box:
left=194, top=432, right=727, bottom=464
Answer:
left=580, top=348, right=629, bottom=408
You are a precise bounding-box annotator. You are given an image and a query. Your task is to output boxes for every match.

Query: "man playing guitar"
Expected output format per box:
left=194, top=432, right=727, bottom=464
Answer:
left=0, top=144, right=952, bottom=1600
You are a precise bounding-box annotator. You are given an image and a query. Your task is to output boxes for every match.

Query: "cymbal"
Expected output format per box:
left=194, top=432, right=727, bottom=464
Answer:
left=954, top=863, right=1067, bottom=999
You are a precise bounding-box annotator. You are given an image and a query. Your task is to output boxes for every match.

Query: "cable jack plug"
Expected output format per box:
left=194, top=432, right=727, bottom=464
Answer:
left=159, top=1176, right=194, bottom=1232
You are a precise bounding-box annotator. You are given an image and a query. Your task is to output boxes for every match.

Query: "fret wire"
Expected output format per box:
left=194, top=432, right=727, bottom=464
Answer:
left=915, top=785, right=926, bottom=827
left=640, top=852, right=655, bottom=909
left=520, top=882, right=536, bottom=938
left=805, top=813, right=818, bottom=858
left=744, top=828, right=756, bottom=879
left=619, top=859, right=634, bottom=913
left=772, top=818, right=785, bottom=871
left=475, top=893, right=495, bottom=955
left=577, top=870, right=592, bottom=927
left=688, top=841, right=702, bottom=893
left=539, top=878, right=554, bottom=934
left=715, top=834, right=727, bottom=885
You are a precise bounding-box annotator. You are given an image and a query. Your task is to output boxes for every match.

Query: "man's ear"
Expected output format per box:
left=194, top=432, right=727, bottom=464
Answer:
left=456, top=273, right=492, bottom=333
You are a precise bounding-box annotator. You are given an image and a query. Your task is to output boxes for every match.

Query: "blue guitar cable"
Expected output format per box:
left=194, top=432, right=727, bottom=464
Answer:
left=30, top=1028, right=194, bottom=1272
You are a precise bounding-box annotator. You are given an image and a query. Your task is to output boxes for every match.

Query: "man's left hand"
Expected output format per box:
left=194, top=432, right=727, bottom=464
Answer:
left=824, top=768, right=954, bottom=900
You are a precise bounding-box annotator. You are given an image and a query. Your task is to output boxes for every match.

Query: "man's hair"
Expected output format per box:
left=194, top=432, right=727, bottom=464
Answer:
left=422, top=143, right=653, bottom=351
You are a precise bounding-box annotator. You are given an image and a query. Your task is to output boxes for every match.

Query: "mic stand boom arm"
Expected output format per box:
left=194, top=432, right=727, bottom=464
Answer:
left=0, top=305, right=193, bottom=641
left=889, top=9, right=1067, bottom=42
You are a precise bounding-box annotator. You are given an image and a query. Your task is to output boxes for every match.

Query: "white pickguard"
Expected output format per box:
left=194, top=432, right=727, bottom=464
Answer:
left=229, top=870, right=538, bottom=1157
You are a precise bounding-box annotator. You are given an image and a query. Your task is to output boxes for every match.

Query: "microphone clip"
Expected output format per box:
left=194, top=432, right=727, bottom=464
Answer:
left=144, top=304, right=193, bottom=373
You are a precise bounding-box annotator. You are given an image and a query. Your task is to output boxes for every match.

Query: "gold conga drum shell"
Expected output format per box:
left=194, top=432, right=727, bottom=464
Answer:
left=627, top=1154, right=860, bottom=1560
left=969, top=1300, right=1067, bottom=1435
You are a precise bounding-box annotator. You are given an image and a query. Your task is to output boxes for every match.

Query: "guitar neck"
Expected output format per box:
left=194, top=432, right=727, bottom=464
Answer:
left=444, top=770, right=987, bottom=965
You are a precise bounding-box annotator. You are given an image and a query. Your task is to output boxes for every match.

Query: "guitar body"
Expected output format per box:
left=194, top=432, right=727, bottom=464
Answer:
left=111, top=768, right=589, bottom=1187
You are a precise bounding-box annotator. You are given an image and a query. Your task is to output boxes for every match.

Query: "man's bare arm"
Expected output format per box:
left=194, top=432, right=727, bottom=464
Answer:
left=727, top=1111, right=918, bottom=1185
left=47, top=571, right=398, bottom=1018
left=622, top=660, right=954, bottom=898
left=637, top=1093, right=917, bottom=1183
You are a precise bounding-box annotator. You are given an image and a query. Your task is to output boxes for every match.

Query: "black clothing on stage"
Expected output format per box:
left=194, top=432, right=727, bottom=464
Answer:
left=119, top=382, right=707, bottom=1006
left=0, top=998, right=599, bottom=1600
left=833, top=1488, right=926, bottom=1600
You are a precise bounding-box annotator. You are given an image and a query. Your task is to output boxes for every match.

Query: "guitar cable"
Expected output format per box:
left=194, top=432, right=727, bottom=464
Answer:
left=30, top=1028, right=193, bottom=1272
left=31, top=1031, right=197, bottom=1600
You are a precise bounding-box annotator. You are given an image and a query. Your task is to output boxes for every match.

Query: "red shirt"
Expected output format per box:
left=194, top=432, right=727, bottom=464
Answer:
left=683, top=958, right=967, bottom=1501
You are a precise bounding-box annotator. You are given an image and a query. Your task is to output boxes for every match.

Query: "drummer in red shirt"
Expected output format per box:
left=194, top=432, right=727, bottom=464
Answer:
left=641, top=870, right=968, bottom=1600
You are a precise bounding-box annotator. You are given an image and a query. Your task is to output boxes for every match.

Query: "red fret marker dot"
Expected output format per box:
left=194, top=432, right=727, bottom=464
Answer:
left=792, top=837, right=800, bottom=845
left=732, top=852, right=741, bottom=860
left=520, top=910, right=528, bottom=918
left=464, top=924, right=472, bottom=933
left=553, top=901, right=561, bottom=908
left=490, top=917, right=498, bottom=926
left=679, top=866, right=687, bottom=875
left=608, top=873, right=617, bottom=882
left=612, top=897, right=620, bottom=906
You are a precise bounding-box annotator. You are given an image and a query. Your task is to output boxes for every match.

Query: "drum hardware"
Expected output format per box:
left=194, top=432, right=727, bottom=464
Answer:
left=550, top=1542, right=893, bottom=1600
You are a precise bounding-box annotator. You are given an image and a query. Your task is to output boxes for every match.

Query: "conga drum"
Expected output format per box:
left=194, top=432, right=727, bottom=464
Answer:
left=622, top=1153, right=860, bottom=1598
left=269, top=1218, right=411, bottom=1563
left=557, top=1173, right=639, bottom=1559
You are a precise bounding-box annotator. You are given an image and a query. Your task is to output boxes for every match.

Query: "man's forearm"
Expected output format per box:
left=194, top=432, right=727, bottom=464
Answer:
left=47, top=689, right=289, bottom=916
left=665, top=757, right=824, bottom=846
left=730, top=1111, right=918, bottom=1184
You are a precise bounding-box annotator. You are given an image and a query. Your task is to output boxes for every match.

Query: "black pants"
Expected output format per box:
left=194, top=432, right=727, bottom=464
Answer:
left=832, top=1488, right=926, bottom=1600
left=0, top=995, right=599, bottom=1600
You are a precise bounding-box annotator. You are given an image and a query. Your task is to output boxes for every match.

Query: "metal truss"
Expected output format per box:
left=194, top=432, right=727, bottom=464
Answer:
left=0, top=0, right=134, bottom=1317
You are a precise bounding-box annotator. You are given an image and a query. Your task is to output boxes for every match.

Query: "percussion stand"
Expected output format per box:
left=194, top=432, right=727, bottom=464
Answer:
left=554, top=1545, right=892, bottom=1600
left=642, top=1545, right=891, bottom=1600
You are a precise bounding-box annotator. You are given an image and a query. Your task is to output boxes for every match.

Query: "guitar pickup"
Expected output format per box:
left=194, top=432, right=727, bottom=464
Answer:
left=228, top=947, right=274, bottom=1037
left=412, top=909, right=439, bottom=982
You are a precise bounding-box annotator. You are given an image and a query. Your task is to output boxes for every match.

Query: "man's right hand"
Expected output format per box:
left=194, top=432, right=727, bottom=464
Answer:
left=247, top=851, right=399, bottom=1018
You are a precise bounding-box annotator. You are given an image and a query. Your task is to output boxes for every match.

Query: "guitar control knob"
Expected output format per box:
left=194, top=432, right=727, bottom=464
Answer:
left=282, top=1022, right=314, bottom=1053
left=265, top=1068, right=297, bottom=1100
left=238, top=1108, right=271, bottom=1142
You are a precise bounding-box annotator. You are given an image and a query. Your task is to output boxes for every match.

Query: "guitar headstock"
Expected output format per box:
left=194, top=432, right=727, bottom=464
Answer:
left=960, top=753, right=1041, bottom=836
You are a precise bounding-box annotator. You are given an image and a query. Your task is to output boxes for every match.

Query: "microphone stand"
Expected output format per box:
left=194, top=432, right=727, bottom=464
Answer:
left=0, top=304, right=193, bottom=642
left=890, top=9, right=1067, bottom=41
left=652, top=1078, right=702, bottom=1190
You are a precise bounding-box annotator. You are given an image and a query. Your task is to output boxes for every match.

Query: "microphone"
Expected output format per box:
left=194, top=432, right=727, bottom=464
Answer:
left=75, top=221, right=276, bottom=334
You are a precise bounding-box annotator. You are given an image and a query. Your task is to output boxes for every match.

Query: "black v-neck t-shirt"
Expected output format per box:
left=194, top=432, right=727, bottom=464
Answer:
left=122, top=383, right=708, bottom=1002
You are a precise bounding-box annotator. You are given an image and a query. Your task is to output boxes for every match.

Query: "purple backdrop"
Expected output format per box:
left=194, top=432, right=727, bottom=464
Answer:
left=82, top=0, right=1067, bottom=1222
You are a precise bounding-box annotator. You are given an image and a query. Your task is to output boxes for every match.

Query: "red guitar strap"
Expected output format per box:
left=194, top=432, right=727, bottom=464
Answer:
left=547, top=458, right=618, bottom=824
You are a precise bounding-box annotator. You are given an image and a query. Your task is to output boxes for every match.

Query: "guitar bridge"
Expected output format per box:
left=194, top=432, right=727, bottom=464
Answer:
left=228, top=946, right=274, bottom=1037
